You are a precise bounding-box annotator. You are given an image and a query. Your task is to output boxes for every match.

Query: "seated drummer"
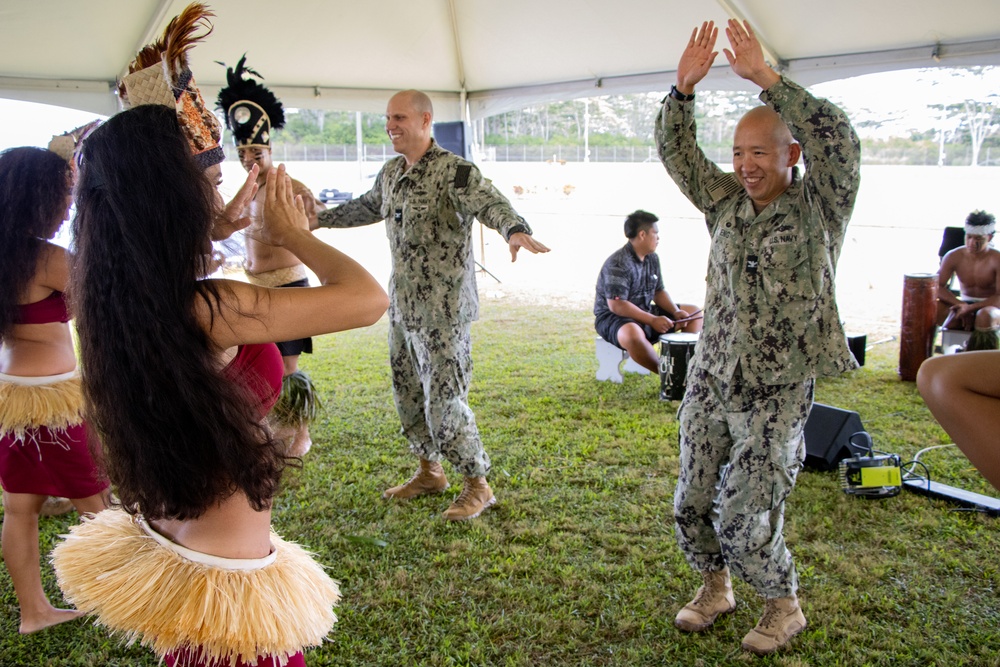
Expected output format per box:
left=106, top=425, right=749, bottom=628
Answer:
left=937, top=210, right=1000, bottom=351
left=594, top=209, right=702, bottom=373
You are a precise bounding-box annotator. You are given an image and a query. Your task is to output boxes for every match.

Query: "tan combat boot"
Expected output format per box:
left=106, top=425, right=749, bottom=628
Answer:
left=674, top=567, right=737, bottom=632
left=741, top=594, right=807, bottom=655
left=383, top=459, right=450, bottom=499
left=441, top=476, right=496, bottom=521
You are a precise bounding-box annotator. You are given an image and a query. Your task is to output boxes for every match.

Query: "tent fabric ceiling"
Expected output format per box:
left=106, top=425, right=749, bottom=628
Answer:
left=2, top=0, right=999, bottom=121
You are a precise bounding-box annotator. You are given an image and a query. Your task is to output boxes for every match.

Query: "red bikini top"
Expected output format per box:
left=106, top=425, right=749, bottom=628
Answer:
left=15, top=291, right=70, bottom=324
left=222, top=342, right=283, bottom=417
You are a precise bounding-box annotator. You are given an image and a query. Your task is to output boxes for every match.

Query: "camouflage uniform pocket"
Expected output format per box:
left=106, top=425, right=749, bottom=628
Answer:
left=760, top=242, right=817, bottom=303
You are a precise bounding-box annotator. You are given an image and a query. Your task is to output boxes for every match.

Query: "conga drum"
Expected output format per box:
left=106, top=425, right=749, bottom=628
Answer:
left=658, top=332, right=699, bottom=401
left=899, top=273, right=937, bottom=381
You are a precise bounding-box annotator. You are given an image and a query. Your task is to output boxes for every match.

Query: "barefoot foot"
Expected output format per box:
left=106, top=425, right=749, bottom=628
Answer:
left=19, top=608, right=83, bottom=634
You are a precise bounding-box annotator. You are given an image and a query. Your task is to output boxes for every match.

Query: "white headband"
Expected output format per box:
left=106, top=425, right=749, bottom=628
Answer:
left=966, top=222, right=996, bottom=236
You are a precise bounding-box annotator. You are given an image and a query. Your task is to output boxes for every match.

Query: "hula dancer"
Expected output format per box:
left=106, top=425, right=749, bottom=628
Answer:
left=51, top=5, right=389, bottom=665
left=0, top=140, right=109, bottom=634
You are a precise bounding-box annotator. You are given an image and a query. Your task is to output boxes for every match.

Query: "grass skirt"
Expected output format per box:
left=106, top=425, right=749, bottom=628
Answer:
left=245, top=265, right=308, bottom=288
left=52, top=509, right=340, bottom=666
left=0, top=371, right=82, bottom=440
left=967, top=328, right=999, bottom=351
left=272, top=371, right=320, bottom=428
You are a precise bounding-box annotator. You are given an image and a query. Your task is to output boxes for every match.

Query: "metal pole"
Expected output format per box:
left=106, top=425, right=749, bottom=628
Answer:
left=356, top=111, right=363, bottom=182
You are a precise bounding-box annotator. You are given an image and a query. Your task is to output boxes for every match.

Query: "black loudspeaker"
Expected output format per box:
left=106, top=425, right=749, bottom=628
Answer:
left=803, top=403, right=864, bottom=471
left=433, top=121, right=467, bottom=158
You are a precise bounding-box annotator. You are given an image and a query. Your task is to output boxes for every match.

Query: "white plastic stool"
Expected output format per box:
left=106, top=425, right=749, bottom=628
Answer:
left=941, top=329, right=972, bottom=354
left=595, top=336, right=650, bottom=383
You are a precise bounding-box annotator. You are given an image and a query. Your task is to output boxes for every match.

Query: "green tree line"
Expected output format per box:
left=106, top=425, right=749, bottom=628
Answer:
left=268, top=68, right=999, bottom=166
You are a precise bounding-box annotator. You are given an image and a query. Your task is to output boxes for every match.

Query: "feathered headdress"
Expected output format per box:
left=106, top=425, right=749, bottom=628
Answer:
left=216, top=55, right=285, bottom=149
left=118, top=3, right=224, bottom=169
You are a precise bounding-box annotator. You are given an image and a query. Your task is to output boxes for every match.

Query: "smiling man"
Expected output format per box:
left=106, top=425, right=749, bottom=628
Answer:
left=316, top=89, right=549, bottom=521
left=655, top=20, right=861, bottom=655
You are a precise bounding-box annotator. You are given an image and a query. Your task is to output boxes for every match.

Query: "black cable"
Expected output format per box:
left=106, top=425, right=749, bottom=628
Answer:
left=846, top=431, right=894, bottom=458
left=900, top=459, right=932, bottom=490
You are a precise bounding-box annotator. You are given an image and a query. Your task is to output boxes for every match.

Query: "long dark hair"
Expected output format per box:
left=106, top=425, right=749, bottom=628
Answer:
left=72, top=104, right=285, bottom=520
left=0, top=147, right=71, bottom=341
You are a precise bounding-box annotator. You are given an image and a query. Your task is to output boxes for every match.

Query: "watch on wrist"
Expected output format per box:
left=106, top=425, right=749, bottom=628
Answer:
left=669, top=85, right=695, bottom=102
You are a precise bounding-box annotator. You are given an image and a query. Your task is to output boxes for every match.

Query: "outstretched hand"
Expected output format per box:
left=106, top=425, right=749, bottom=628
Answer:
left=255, top=164, right=308, bottom=247
left=508, top=232, right=550, bottom=263
left=212, top=164, right=259, bottom=241
left=676, top=21, right=719, bottom=93
left=722, top=19, right=779, bottom=89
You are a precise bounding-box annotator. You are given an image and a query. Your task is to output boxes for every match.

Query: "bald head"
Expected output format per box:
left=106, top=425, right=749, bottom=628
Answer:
left=732, top=105, right=801, bottom=213
left=386, top=90, right=434, bottom=166
left=736, top=106, right=794, bottom=147
left=391, top=90, right=434, bottom=119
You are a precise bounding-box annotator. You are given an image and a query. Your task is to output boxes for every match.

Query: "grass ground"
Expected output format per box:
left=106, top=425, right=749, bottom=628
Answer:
left=2, top=301, right=998, bottom=667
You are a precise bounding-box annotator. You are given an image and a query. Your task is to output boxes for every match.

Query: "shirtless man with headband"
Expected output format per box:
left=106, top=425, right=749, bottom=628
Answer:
left=937, top=210, right=1000, bottom=351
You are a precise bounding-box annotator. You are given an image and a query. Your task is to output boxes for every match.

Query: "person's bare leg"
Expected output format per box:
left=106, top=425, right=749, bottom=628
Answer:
left=917, top=351, right=1000, bottom=490
left=1, top=491, right=82, bottom=633
left=70, top=491, right=109, bottom=517
left=676, top=303, right=704, bottom=333
left=617, top=323, right=659, bottom=372
left=281, top=354, right=312, bottom=456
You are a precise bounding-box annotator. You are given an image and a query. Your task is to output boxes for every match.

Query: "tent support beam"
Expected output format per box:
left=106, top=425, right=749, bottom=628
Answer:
left=713, top=0, right=786, bottom=70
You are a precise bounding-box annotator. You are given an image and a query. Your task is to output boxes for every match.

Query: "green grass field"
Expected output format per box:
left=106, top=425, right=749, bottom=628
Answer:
left=2, top=302, right=998, bottom=667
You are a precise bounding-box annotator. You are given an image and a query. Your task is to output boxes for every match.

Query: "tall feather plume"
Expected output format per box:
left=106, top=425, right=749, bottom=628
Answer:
left=162, top=3, right=214, bottom=79
left=118, top=3, right=215, bottom=96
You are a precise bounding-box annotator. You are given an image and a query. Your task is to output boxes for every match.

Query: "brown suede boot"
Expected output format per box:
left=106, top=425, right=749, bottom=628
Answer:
left=441, top=476, right=496, bottom=521
left=674, top=567, right=737, bottom=632
left=383, top=459, right=450, bottom=499
left=741, top=594, right=808, bottom=655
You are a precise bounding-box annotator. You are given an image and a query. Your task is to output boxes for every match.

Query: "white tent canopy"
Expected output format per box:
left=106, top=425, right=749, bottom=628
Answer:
left=2, top=0, right=1000, bottom=122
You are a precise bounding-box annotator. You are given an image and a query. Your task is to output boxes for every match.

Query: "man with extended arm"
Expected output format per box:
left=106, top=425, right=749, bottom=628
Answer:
left=315, top=89, right=549, bottom=521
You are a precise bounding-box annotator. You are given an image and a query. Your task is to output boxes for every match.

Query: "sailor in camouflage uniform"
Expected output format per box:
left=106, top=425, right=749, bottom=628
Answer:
left=317, top=90, right=549, bottom=521
left=655, top=20, right=860, bottom=654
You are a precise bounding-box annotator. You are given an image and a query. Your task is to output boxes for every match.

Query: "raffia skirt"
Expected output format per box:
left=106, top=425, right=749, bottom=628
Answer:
left=52, top=509, right=340, bottom=667
left=0, top=371, right=107, bottom=497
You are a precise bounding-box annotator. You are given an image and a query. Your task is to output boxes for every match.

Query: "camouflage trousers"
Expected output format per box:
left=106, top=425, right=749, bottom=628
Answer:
left=388, top=321, right=490, bottom=477
left=674, top=364, right=814, bottom=599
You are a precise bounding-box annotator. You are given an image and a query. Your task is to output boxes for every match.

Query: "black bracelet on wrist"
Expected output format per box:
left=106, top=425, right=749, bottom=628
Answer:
left=507, top=224, right=528, bottom=239
left=669, top=85, right=695, bottom=102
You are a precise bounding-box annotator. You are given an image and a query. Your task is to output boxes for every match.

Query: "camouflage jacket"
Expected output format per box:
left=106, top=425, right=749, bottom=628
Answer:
left=317, top=140, right=530, bottom=327
left=655, top=77, right=861, bottom=384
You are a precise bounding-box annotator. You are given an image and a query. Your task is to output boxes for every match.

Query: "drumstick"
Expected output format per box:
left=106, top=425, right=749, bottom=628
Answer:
left=672, top=308, right=704, bottom=324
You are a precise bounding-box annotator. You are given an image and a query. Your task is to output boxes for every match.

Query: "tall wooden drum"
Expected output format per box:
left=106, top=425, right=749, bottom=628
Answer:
left=899, top=273, right=937, bottom=381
